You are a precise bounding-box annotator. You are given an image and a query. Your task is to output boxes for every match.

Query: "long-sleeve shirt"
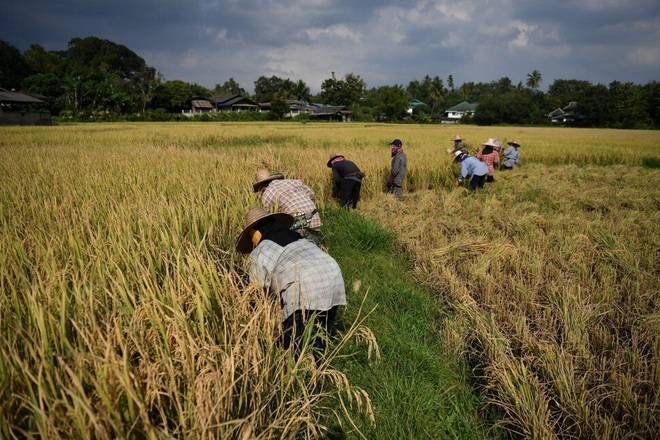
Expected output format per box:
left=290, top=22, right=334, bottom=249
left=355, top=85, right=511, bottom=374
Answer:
left=475, top=150, right=500, bottom=176
left=261, top=179, right=321, bottom=231
left=331, top=160, right=362, bottom=188
left=389, top=152, right=407, bottom=186
left=248, top=238, right=346, bottom=321
left=458, top=156, right=489, bottom=183
left=503, top=147, right=519, bottom=168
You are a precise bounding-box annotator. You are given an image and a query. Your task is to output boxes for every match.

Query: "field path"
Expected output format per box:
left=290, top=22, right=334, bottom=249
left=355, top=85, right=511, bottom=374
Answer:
left=322, top=208, right=492, bottom=439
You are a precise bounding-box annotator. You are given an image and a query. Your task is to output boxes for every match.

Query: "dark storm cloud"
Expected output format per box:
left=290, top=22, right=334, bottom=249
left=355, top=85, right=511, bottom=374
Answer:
left=1, top=0, right=658, bottom=92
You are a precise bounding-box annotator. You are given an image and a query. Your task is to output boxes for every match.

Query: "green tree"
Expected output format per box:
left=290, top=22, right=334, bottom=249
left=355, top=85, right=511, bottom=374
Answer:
left=254, top=75, right=285, bottom=103
left=133, top=66, right=162, bottom=113
left=641, top=81, right=660, bottom=127
left=292, top=79, right=312, bottom=102
left=61, top=37, right=153, bottom=114
left=23, top=44, right=62, bottom=76
left=371, top=85, right=410, bottom=121
left=319, top=72, right=366, bottom=107
left=269, top=97, right=290, bottom=119
left=0, top=40, right=30, bottom=89
left=547, top=79, right=593, bottom=109
left=214, top=78, right=245, bottom=95
left=152, top=80, right=194, bottom=113
left=21, top=73, right=63, bottom=113
left=526, top=69, right=542, bottom=90
left=428, top=76, right=446, bottom=114
left=578, top=84, right=613, bottom=127
left=608, top=81, right=649, bottom=128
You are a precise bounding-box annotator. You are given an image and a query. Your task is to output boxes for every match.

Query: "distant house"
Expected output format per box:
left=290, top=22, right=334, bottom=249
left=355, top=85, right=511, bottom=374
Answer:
left=435, top=101, right=478, bottom=124
left=547, top=101, right=583, bottom=123
left=209, top=94, right=259, bottom=112
left=285, top=100, right=316, bottom=118
left=182, top=98, right=214, bottom=116
left=259, top=99, right=316, bottom=118
left=406, top=99, right=428, bottom=116
left=0, top=88, right=51, bottom=125
left=309, top=105, right=353, bottom=122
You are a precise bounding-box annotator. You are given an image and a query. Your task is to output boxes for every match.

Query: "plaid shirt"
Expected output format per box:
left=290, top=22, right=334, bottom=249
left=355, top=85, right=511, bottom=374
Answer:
left=475, top=151, right=500, bottom=176
left=262, top=179, right=321, bottom=230
left=249, top=239, right=346, bottom=321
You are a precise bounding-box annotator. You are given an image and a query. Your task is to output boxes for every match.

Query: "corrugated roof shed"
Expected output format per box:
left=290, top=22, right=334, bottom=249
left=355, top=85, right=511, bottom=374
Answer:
left=0, top=89, right=45, bottom=104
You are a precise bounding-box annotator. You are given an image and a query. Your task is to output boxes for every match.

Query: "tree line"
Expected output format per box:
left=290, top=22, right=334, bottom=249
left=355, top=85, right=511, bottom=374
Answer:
left=1, top=37, right=658, bottom=128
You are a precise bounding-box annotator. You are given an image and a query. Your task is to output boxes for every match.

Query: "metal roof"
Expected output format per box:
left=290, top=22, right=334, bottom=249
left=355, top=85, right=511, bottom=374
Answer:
left=191, top=100, right=213, bottom=109
left=0, top=90, right=45, bottom=104
left=445, top=101, right=478, bottom=112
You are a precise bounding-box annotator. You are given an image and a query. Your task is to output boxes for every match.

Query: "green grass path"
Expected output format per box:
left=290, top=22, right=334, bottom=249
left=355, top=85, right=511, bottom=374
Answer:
left=322, top=208, right=492, bottom=439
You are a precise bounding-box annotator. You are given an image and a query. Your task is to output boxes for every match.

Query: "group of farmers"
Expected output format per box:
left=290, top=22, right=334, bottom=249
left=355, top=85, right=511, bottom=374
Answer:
left=235, top=136, right=521, bottom=363
left=449, top=134, right=521, bottom=192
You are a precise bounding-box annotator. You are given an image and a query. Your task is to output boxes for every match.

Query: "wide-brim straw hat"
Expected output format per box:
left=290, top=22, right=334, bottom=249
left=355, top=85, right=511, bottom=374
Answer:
left=453, top=150, right=464, bottom=161
left=252, top=169, right=284, bottom=192
left=507, top=140, right=520, bottom=147
left=454, top=135, right=463, bottom=141
left=236, top=207, right=294, bottom=254
left=327, top=153, right=345, bottom=168
left=481, top=138, right=499, bottom=147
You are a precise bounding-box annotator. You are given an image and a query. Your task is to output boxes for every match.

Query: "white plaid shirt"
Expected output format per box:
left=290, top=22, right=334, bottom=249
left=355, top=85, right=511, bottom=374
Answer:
left=249, top=238, right=346, bottom=321
left=261, top=179, right=321, bottom=231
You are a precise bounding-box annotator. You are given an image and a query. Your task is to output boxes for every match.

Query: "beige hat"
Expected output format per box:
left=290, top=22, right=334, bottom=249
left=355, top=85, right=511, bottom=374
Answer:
left=453, top=150, right=465, bottom=161
left=454, top=135, right=463, bottom=141
left=507, top=140, right=520, bottom=146
left=481, top=138, right=499, bottom=147
left=235, top=207, right=294, bottom=254
left=252, top=168, right=284, bottom=192
left=327, top=153, right=345, bottom=168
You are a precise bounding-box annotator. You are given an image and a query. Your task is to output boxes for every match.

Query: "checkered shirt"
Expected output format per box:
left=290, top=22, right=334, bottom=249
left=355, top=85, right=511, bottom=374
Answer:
left=249, top=238, right=346, bottom=321
left=475, top=151, right=500, bottom=176
left=262, top=179, right=321, bottom=230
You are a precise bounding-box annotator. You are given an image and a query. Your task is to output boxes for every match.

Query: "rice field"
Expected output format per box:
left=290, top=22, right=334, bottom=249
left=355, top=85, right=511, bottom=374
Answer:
left=1, top=122, right=659, bottom=438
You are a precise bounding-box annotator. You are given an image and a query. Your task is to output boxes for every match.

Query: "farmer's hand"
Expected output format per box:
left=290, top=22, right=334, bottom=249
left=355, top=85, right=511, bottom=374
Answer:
left=454, top=180, right=460, bottom=187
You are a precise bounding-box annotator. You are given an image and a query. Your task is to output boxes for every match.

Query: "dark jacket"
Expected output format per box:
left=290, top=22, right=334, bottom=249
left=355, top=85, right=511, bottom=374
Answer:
left=331, top=160, right=362, bottom=187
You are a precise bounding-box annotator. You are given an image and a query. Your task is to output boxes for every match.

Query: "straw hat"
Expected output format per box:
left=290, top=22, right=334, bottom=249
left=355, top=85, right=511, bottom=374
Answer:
left=453, top=150, right=465, bottom=161
left=481, top=138, right=498, bottom=147
left=252, top=169, right=284, bottom=192
left=507, top=140, right=520, bottom=147
left=454, top=135, right=463, bottom=141
left=327, top=153, right=345, bottom=168
left=235, top=207, right=294, bottom=254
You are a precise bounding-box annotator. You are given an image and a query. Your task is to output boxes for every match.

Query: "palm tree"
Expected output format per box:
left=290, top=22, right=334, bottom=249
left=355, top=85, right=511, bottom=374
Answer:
left=526, top=70, right=542, bottom=90
left=293, top=79, right=311, bottom=103
left=428, top=76, right=446, bottom=114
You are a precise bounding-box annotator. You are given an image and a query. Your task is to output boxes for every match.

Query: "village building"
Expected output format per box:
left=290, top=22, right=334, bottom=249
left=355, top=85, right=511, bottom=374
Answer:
left=309, top=105, right=353, bottom=122
left=547, top=101, right=583, bottom=123
left=0, top=88, right=51, bottom=125
left=432, top=101, right=478, bottom=124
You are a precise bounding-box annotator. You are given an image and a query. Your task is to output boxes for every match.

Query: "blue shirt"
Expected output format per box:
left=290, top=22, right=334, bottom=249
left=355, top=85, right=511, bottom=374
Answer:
left=459, top=156, right=488, bottom=183
left=503, top=146, right=519, bottom=168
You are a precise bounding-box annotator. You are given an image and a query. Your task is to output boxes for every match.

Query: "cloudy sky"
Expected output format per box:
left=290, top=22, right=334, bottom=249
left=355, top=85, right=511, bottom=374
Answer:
left=2, top=0, right=659, bottom=94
